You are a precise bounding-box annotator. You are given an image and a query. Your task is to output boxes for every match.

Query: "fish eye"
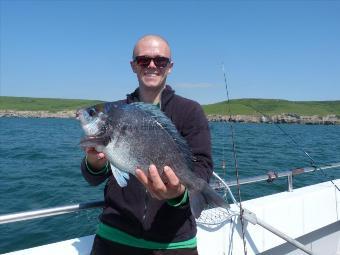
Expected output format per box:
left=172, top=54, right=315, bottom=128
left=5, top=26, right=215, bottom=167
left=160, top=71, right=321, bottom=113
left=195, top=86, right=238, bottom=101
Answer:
left=88, top=108, right=96, bottom=117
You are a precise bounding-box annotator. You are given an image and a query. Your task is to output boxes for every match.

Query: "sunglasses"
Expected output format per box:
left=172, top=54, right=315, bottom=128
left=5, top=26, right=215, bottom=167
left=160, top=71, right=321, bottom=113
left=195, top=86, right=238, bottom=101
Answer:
left=134, top=56, right=171, bottom=68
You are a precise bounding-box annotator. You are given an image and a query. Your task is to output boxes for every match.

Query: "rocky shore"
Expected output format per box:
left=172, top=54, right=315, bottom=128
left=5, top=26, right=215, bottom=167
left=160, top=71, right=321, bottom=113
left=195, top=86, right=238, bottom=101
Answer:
left=0, top=110, right=75, bottom=118
left=207, top=113, right=340, bottom=125
left=0, top=110, right=339, bottom=125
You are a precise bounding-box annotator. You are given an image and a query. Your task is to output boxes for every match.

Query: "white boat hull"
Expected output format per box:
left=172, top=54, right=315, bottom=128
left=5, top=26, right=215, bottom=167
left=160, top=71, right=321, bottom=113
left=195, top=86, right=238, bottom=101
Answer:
left=3, top=179, right=340, bottom=255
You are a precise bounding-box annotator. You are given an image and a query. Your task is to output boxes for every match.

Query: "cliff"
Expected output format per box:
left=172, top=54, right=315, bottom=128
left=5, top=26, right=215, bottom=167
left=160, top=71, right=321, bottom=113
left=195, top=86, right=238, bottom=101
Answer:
left=0, top=110, right=75, bottom=118
left=207, top=113, right=340, bottom=125
left=1, top=110, right=339, bottom=125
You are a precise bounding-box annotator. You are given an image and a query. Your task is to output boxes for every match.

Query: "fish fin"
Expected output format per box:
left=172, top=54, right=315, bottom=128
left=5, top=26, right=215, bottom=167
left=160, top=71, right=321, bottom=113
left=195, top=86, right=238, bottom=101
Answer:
left=189, top=183, right=229, bottom=218
left=128, top=103, right=193, bottom=169
left=80, top=136, right=110, bottom=148
left=104, top=101, right=125, bottom=113
left=110, top=164, right=129, bottom=187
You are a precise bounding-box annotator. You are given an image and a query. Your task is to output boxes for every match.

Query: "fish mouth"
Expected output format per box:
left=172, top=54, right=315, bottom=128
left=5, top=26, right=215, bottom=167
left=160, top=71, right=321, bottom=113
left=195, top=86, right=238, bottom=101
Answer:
left=75, top=108, right=84, bottom=120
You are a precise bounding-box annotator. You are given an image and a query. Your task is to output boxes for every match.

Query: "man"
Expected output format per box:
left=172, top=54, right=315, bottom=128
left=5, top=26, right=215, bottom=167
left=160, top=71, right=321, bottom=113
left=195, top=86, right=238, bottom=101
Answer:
left=81, top=35, right=213, bottom=255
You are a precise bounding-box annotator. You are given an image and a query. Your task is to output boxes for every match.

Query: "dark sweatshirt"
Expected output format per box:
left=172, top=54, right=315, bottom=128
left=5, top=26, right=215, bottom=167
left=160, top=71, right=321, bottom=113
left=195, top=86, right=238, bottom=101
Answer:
left=81, top=85, right=213, bottom=243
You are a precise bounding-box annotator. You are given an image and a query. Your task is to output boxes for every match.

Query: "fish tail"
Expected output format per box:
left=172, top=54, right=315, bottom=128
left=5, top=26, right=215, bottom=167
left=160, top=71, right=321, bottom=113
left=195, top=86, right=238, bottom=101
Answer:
left=189, top=183, right=229, bottom=218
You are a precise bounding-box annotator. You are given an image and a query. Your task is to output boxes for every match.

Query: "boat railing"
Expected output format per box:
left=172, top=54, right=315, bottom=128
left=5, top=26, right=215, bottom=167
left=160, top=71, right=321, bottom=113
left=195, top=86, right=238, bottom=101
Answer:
left=210, top=161, right=340, bottom=192
left=0, top=162, right=339, bottom=225
left=0, top=201, right=104, bottom=225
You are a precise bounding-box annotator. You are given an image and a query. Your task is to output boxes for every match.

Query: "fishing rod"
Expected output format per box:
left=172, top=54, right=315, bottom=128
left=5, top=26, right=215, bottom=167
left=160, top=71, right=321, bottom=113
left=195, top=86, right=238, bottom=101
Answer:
left=219, top=65, right=317, bottom=255
left=243, top=103, right=340, bottom=192
left=221, top=63, right=247, bottom=255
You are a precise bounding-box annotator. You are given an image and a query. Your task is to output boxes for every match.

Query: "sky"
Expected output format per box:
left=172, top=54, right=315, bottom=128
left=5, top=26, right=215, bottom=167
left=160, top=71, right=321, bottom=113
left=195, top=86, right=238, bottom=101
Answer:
left=0, top=0, right=339, bottom=105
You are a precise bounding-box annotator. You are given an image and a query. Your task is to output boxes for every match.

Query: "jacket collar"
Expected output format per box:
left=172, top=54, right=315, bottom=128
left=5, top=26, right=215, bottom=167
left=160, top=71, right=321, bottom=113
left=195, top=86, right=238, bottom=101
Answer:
left=126, top=85, right=175, bottom=109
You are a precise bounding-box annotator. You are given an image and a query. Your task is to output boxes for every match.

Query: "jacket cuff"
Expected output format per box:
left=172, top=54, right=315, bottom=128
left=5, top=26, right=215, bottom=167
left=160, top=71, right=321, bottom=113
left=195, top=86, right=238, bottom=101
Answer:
left=85, top=156, right=109, bottom=175
left=167, top=189, right=188, bottom=207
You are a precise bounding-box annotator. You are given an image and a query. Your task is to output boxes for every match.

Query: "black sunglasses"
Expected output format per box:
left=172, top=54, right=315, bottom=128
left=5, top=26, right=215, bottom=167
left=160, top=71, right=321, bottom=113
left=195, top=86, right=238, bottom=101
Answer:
left=134, top=56, right=171, bottom=68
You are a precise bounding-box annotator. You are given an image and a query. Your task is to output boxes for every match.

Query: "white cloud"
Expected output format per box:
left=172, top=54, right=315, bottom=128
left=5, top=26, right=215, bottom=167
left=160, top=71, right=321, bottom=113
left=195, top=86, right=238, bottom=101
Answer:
left=174, top=83, right=215, bottom=89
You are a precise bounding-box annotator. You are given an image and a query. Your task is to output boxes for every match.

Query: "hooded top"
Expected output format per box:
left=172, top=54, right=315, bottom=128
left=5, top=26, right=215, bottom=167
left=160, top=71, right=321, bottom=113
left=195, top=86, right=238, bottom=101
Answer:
left=81, top=85, right=213, bottom=244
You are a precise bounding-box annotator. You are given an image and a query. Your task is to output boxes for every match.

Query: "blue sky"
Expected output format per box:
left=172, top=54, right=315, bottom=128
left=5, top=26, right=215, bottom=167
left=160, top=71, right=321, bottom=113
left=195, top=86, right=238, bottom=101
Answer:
left=1, top=1, right=339, bottom=104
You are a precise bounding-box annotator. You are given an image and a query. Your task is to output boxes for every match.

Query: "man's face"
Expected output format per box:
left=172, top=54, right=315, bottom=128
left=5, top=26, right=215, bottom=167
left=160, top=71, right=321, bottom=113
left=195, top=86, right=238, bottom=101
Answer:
left=131, top=38, right=173, bottom=91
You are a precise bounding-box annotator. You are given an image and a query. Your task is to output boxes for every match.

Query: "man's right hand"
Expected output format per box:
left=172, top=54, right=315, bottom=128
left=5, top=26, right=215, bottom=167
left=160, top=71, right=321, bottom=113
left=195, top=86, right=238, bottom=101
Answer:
left=85, top=147, right=108, bottom=171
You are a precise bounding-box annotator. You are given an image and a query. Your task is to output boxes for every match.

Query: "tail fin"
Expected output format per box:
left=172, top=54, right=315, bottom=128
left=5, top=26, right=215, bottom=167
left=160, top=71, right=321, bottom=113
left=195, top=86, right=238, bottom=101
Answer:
left=189, top=183, right=229, bottom=218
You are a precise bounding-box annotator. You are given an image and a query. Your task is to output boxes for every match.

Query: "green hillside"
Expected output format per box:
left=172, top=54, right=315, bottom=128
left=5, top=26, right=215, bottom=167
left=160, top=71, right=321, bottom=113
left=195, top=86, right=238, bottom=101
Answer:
left=0, top=96, right=103, bottom=112
left=203, top=99, right=340, bottom=116
left=1, top=96, right=339, bottom=116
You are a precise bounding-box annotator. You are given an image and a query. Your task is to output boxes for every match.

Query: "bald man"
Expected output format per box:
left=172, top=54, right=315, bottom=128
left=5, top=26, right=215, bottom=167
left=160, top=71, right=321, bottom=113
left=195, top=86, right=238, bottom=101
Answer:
left=81, top=35, right=213, bottom=255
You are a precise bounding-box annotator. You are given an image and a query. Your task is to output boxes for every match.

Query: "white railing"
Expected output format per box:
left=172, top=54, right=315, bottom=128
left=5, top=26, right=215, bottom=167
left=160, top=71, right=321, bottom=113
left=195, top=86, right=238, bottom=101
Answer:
left=1, top=162, right=339, bottom=225
left=211, top=162, right=340, bottom=192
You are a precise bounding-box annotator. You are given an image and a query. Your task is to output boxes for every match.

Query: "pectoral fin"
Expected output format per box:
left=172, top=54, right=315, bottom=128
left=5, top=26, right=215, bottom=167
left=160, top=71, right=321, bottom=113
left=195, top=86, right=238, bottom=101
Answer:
left=110, top=164, right=130, bottom=187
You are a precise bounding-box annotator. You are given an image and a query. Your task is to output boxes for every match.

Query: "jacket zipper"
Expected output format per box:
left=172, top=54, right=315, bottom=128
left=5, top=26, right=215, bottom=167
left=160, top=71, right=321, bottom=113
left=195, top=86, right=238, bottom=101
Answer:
left=142, top=91, right=161, bottom=229
left=142, top=189, right=149, bottom=222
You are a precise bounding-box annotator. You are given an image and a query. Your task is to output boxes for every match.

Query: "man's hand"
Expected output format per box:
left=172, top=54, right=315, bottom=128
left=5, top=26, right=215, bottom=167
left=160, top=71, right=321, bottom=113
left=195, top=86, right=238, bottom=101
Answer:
left=85, top=147, right=107, bottom=171
left=135, top=165, right=185, bottom=200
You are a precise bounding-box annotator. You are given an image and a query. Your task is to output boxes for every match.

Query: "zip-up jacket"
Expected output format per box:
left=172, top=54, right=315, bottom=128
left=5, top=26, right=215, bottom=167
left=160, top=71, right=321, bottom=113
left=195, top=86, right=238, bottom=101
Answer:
left=80, top=85, right=213, bottom=243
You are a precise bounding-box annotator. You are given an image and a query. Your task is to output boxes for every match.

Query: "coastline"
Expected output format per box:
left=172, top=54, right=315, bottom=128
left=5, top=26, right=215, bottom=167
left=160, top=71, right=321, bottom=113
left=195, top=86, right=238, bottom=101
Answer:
left=207, top=113, right=340, bottom=125
left=1, top=110, right=339, bottom=125
left=0, top=110, right=75, bottom=119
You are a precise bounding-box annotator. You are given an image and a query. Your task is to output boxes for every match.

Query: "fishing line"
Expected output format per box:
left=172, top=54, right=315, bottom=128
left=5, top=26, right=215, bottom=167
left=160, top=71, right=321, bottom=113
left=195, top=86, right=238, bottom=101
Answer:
left=244, top=103, right=340, bottom=192
left=221, top=63, right=248, bottom=255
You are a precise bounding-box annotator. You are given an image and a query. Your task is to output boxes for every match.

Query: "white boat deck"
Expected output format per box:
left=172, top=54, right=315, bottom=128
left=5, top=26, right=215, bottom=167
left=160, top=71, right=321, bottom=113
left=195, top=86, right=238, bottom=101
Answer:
left=3, top=179, right=340, bottom=255
left=198, top=179, right=340, bottom=255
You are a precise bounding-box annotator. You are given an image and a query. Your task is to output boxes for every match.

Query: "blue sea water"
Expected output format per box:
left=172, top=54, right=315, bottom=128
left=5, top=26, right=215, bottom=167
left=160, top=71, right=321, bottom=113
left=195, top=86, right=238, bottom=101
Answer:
left=0, top=118, right=340, bottom=253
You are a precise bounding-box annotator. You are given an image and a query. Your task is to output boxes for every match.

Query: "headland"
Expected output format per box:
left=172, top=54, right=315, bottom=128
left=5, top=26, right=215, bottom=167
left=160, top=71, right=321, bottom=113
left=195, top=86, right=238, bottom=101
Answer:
left=1, top=96, right=339, bottom=125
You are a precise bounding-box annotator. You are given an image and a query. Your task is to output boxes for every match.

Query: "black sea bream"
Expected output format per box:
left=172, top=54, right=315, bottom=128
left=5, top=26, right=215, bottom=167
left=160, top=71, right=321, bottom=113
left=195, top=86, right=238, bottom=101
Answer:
left=77, top=102, right=228, bottom=218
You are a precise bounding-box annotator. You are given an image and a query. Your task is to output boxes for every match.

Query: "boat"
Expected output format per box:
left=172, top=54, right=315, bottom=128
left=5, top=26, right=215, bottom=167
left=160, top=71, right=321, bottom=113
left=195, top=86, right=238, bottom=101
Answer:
left=1, top=162, right=339, bottom=255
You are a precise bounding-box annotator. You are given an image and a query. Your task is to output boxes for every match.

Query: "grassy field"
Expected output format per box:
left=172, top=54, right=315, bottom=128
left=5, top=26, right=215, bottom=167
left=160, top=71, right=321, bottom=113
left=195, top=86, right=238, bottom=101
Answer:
left=203, top=99, right=340, bottom=116
left=0, top=96, right=103, bottom=112
left=1, top=96, right=340, bottom=116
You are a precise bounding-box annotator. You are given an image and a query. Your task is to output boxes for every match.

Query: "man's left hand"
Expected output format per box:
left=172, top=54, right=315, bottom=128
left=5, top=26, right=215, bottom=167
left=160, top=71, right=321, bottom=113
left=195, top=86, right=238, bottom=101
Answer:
left=135, top=165, right=186, bottom=200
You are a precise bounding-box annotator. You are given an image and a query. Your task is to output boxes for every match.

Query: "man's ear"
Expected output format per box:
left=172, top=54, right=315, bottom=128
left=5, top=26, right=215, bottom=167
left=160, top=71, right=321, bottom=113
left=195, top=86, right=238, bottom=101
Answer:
left=167, top=62, right=174, bottom=74
left=130, top=61, right=137, bottom=73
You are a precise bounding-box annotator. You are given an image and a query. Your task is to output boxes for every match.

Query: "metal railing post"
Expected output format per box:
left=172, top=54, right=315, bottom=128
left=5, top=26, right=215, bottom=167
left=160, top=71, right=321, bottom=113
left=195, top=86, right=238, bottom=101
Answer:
left=288, top=173, right=293, bottom=192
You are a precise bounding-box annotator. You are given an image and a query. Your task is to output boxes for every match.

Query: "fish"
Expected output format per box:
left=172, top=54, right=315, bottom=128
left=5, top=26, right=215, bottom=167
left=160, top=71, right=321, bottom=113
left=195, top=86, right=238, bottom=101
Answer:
left=76, top=102, right=229, bottom=218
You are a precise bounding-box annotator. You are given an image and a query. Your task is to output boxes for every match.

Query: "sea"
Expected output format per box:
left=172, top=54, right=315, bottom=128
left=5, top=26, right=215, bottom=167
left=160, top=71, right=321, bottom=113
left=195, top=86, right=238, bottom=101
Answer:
left=1, top=117, right=340, bottom=253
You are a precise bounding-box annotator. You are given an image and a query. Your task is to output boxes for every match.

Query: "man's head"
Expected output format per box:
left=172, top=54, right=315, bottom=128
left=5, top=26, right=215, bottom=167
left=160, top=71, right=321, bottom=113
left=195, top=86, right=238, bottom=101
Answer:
left=131, top=35, right=173, bottom=92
